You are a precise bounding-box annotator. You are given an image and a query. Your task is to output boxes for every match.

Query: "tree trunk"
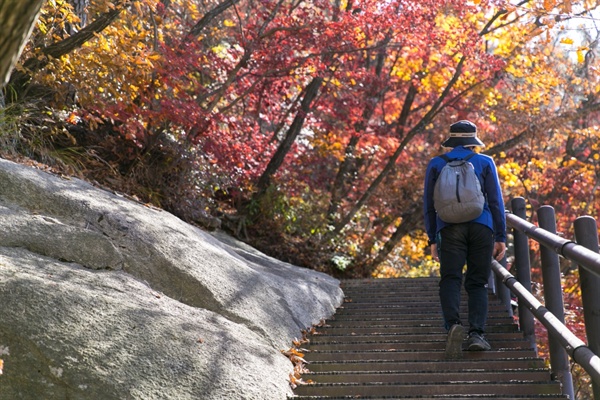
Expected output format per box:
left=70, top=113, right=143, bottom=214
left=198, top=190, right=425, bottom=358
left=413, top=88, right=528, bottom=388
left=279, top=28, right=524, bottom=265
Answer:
left=254, top=76, right=323, bottom=195
left=327, top=135, right=360, bottom=221
left=0, top=0, right=44, bottom=87
left=330, top=125, right=415, bottom=236
left=363, top=203, right=421, bottom=273
left=329, top=57, right=465, bottom=237
left=326, top=37, right=390, bottom=223
left=187, top=0, right=241, bottom=38
left=328, top=83, right=417, bottom=237
left=6, top=3, right=125, bottom=99
left=196, top=0, right=285, bottom=112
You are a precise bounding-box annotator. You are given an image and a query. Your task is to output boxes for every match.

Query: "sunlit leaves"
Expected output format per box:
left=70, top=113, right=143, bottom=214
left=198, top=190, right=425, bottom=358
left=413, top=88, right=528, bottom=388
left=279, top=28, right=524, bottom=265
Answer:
left=14, top=0, right=600, bottom=291
left=560, top=37, right=574, bottom=44
left=283, top=325, right=321, bottom=389
left=543, top=0, right=556, bottom=12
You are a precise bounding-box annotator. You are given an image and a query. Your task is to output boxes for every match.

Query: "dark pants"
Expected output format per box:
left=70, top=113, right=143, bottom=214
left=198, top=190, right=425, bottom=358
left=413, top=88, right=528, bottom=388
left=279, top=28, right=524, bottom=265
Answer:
left=438, top=222, right=494, bottom=334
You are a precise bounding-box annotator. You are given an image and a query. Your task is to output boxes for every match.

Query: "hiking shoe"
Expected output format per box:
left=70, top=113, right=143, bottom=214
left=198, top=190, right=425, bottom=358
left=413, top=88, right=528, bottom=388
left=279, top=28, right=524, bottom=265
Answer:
left=445, top=324, right=465, bottom=359
left=467, top=332, right=491, bottom=351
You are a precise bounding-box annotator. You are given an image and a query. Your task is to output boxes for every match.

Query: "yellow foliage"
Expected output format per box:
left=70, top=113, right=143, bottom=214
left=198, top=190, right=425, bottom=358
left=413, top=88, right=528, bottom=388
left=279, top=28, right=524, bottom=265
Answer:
left=212, top=43, right=230, bottom=58
left=24, top=0, right=200, bottom=107
left=371, top=231, right=441, bottom=279
left=372, top=265, right=403, bottom=279
left=577, top=48, right=586, bottom=64
left=497, top=162, right=523, bottom=188
left=312, top=133, right=345, bottom=160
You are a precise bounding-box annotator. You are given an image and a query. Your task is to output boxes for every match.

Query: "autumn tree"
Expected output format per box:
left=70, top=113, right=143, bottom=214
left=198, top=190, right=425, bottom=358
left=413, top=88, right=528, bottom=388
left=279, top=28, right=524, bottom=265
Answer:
left=0, top=0, right=44, bottom=86
left=6, top=0, right=600, bottom=282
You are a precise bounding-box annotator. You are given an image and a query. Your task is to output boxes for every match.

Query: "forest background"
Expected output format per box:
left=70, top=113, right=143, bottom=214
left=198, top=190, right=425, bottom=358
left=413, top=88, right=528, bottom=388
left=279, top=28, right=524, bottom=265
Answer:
left=1, top=0, right=600, bottom=396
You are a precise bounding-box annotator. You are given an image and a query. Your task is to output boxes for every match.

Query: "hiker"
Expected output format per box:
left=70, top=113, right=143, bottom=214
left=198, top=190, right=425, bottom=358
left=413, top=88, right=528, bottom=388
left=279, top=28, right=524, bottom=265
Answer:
left=423, top=120, right=507, bottom=358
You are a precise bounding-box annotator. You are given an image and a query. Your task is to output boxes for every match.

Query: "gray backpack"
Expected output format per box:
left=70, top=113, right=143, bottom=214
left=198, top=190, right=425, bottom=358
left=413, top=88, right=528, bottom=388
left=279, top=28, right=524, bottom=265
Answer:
left=433, top=153, right=485, bottom=223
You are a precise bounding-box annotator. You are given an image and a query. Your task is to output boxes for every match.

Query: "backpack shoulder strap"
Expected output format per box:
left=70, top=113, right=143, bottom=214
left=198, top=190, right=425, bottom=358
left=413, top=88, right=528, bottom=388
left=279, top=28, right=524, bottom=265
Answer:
left=439, top=153, right=476, bottom=163
left=463, top=153, right=476, bottom=161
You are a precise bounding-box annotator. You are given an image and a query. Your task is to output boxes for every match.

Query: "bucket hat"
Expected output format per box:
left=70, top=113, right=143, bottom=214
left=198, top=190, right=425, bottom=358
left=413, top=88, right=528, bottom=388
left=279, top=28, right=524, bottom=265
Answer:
left=441, top=120, right=485, bottom=148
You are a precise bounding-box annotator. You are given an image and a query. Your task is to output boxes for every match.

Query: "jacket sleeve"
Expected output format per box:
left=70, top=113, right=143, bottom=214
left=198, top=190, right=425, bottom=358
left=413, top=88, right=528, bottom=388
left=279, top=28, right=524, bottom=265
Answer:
left=483, top=159, right=507, bottom=243
left=423, top=160, right=438, bottom=243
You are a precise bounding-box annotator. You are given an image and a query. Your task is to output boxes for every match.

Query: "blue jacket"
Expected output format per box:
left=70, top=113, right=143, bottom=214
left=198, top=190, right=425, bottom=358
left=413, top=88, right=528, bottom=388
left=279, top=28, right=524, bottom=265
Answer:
left=424, top=146, right=507, bottom=244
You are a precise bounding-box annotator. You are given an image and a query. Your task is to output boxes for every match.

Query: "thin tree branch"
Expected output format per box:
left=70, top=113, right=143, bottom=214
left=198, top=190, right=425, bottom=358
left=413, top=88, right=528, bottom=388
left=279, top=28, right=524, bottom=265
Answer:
left=330, top=56, right=466, bottom=236
left=187, top=0, right=241, bottom=38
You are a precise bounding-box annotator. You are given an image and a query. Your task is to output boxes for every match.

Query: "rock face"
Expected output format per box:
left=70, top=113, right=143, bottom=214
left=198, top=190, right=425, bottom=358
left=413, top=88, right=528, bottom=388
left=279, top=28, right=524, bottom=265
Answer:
left=0, top=158, right=344, bottom=399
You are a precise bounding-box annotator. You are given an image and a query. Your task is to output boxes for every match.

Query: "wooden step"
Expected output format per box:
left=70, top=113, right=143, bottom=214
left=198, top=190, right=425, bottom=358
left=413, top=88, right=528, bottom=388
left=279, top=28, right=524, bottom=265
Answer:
left=294, top=381, right=563, bottom=397
left=322, top=318, right=516, bottom=328
left=305, top=357, right=551, bottom=372
left=306, top=338, right=533, bottom=351
left=303, top=349, right=538, bottom=362
left=308, top=331, right=528, bottom=344
left=301, top=369, right=552, bottom=384
left=311, top=324, right=518, bottom=336
left=336, top=303, right=510, bottom=312
left=294, top=396, right=568, bottom=399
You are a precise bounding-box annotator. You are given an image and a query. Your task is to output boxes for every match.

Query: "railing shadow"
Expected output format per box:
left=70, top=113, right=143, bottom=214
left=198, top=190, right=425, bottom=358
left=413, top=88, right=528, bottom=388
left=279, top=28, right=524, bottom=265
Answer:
left=491, top=196, right=600, bottom=399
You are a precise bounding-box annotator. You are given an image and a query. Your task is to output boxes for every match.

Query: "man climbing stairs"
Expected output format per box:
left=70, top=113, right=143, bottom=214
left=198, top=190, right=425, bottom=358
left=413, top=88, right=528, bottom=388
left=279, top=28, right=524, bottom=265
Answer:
left=292, top=277, right=567, bottom=399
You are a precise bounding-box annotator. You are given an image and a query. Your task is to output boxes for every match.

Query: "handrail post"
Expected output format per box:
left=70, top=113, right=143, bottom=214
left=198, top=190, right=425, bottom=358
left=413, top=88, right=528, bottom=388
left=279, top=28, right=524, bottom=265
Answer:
left=490, top=216, right=509, bottom=312
left=495, top=255, right=512, bottom=316
left=574, top=216, right=600, bottom=399
left=537, top=206, right=575, bottom=399
left=488, top=261, right=497, bottom=295
left=511, top=197, right=536, bottom=350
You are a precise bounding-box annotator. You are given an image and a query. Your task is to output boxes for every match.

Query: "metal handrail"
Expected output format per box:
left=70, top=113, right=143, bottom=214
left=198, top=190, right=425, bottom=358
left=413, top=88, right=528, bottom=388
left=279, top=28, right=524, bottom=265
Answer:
left=492, top=259, right=600, bottom=384
left=495, top=197, right=600, bottom=399
left=506, top=212, right=600, bottom=278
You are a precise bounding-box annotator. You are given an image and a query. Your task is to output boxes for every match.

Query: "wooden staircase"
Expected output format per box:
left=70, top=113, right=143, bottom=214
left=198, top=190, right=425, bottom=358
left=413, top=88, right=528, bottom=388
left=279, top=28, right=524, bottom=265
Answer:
left=292, top=277, right=567, bottom=399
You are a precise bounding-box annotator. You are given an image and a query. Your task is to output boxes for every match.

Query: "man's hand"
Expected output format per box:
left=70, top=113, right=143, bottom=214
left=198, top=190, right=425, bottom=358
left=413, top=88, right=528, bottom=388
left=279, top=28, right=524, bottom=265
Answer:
left=493, top=242, right=506, bottom=261
left=431, top=244, right=439, bottom=262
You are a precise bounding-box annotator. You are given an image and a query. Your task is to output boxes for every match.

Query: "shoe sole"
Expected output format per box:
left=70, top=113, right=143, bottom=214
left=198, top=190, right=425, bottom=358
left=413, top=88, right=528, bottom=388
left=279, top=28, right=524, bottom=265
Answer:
left=468, top=343, right=491, bottom=351
left=445, top=325, right=465, bottom=359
